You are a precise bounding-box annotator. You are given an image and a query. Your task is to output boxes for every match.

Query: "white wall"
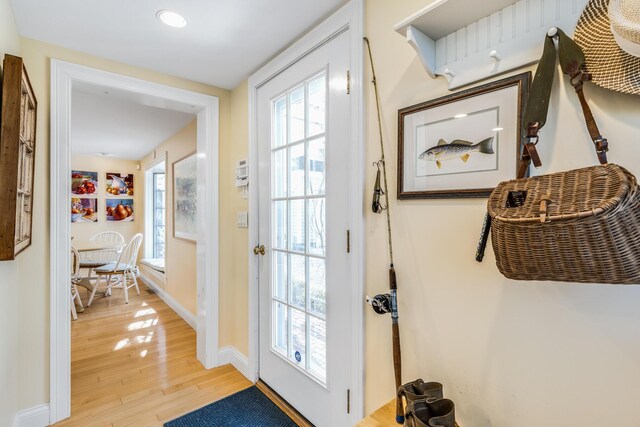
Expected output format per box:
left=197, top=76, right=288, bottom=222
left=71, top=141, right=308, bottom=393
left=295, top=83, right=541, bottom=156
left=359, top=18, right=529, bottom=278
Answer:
left=363, top=1, right=640, bottom=426
left=0, top=0, right=22, bottom=425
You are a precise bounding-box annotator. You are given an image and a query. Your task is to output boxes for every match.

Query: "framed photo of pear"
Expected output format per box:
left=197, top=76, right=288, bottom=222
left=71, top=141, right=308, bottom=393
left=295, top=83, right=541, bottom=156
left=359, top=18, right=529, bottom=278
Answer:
left=397, top=72, right=530, bottom=199
left=0, top=54, right=38, bottom=260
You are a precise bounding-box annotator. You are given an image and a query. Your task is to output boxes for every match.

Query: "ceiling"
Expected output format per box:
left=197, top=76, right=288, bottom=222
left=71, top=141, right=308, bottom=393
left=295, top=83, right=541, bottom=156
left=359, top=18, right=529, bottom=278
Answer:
left=71, top=83, right=195, bottom=160
left=11, top=0, right=346, bottom=89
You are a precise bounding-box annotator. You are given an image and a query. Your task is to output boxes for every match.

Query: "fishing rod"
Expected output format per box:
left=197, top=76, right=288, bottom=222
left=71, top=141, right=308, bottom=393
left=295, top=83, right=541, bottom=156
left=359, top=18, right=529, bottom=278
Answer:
left=363, top=36, right=404, bottom=425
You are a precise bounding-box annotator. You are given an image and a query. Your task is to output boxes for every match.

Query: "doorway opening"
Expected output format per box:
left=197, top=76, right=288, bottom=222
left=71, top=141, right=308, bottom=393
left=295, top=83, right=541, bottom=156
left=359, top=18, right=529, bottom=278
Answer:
left=50, top=60, right=220, bottom=424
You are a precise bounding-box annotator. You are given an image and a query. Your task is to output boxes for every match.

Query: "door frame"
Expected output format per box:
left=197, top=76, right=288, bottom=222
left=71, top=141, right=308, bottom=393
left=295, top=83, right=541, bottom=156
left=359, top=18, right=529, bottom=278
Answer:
left=247, top=0, right=365, bottom=421
left=49, top=60, right=220, bottom=424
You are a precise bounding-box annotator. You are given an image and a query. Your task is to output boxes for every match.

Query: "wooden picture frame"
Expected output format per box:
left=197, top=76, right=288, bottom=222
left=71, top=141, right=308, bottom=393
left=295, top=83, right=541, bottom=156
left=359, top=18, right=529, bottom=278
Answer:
left=397, top=72, right=530, bottom=199
left=172, top=152, right=197, bottom=242
left=0, top=54, right=37, bottom=260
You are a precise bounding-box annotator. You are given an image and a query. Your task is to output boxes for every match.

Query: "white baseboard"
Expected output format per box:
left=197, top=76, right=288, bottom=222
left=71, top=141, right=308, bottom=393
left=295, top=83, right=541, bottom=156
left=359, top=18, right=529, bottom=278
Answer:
left=218, top=346, right=252, bottom=381
left=139, top=273, right=196, bottom=330
left=12, top=404, right=49, bottom=427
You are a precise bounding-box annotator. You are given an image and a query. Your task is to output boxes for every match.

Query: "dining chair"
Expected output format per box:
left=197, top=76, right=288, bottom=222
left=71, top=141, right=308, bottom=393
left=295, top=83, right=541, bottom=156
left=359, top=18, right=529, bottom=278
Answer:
left=70, top=246, right=85, bottom=320
left=79, top=231, right=125, bottom=274
left=87, top=233, right=143, bottom=305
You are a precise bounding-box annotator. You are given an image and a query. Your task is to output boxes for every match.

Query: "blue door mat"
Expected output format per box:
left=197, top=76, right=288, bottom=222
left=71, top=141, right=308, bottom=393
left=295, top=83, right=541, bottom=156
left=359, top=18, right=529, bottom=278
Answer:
left=164, top=386, right=299, bottom=427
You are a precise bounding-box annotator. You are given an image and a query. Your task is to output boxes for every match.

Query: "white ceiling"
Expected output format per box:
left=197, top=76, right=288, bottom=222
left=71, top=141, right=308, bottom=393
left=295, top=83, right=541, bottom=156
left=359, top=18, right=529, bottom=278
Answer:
left=71, top=83, right=195, bottom=160
left=11, top=0, right=346, bottom=89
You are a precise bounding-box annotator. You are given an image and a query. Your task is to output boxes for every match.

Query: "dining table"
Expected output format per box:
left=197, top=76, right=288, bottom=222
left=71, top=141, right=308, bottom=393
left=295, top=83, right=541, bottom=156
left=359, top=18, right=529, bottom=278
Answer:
left=71, top=239, right=123, bottom=295
left=74, top=240, right=120, bottom=252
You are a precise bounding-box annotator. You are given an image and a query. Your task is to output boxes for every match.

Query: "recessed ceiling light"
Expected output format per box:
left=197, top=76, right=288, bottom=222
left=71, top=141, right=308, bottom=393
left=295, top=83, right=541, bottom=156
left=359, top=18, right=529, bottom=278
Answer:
left=98, top=152, right=113, bottom=157
left=492, top=127, right=504, bottom=132
left=453, top=113, right=468, bottom=119
left=156, top=10, right=187, bottom=28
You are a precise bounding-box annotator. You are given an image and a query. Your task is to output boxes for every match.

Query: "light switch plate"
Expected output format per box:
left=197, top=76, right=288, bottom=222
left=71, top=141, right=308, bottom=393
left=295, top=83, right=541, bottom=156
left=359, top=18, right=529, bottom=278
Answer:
left=237, top=211, right=248, bottom=228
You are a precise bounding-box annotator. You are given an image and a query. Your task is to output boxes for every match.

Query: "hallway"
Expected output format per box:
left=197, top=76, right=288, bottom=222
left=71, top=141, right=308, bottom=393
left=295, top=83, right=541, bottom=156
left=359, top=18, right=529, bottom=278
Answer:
left=56, top=280, right=251, bottom=426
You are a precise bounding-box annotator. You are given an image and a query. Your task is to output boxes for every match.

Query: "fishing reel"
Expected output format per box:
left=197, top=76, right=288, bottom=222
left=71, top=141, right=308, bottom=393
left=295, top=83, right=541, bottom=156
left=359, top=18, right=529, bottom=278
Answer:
left=366, top=293, right=392, bottom=315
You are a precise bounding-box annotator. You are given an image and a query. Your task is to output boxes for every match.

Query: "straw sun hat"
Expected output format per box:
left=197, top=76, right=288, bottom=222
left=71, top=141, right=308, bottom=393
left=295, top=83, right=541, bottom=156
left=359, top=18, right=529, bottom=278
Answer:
left=573, top=0, right=640, bottom=95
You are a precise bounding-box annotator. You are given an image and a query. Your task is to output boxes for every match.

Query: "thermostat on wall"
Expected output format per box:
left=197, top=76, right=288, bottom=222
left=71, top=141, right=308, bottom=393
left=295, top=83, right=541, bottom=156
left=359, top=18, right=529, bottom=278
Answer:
left=235, top=159, right=248, bottom=187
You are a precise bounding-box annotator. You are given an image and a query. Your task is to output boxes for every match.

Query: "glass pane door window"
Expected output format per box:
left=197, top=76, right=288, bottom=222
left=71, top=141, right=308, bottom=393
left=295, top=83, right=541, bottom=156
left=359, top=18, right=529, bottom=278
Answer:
left=270, top=73, right=327, bottom=382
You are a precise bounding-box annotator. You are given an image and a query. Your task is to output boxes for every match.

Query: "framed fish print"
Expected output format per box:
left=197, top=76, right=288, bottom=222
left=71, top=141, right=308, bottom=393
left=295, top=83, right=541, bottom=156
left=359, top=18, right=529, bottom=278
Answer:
left=397, top=72, right=530, bottom=199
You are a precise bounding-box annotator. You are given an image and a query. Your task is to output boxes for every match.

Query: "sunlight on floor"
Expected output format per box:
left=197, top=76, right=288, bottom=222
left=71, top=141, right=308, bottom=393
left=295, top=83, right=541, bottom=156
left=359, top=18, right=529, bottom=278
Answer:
left=135, top=308, right=157, bottom=317
left=134, top=332, right=154, bottom=344
left=128, top=318, right=159, bottom=331
left=114, top=338, right=129, bottom=351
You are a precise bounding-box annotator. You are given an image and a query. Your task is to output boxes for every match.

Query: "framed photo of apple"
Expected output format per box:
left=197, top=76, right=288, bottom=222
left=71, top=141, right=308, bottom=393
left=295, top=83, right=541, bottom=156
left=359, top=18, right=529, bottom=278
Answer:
left=397, top=72, right=530, bottom=199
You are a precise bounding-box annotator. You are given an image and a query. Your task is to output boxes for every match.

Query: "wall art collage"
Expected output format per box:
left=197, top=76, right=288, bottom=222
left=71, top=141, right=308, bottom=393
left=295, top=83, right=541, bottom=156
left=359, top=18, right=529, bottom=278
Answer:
left=71, top=170, right=135, bottom=223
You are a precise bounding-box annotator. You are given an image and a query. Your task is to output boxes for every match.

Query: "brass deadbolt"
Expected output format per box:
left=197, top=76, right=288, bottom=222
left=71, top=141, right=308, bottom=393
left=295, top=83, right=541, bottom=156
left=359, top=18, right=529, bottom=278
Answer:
left=253, top=245, right=266, bottom=255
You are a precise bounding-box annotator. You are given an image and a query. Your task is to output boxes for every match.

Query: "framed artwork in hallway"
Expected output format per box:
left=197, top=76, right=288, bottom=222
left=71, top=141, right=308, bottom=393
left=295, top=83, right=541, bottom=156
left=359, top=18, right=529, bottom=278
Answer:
left=173, top=152, right=197, bottom=242
left=397, top=72, right=530, bottom=199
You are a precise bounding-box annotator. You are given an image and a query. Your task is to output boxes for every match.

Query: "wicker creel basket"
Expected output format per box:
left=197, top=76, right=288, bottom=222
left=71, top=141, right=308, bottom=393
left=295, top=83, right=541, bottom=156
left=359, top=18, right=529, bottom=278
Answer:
left=487, top=164, right=640, bottom=284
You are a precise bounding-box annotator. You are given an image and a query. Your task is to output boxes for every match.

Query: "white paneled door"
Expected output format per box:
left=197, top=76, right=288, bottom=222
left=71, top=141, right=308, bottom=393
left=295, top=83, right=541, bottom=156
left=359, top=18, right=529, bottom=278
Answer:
left=256, top=30, right=351, bottom=426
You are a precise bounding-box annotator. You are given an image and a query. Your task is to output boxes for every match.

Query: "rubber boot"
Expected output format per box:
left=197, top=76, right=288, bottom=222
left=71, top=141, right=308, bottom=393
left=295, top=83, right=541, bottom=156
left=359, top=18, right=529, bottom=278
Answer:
left=398, top=379, right=443, bottom=406
left=404, top=398, right=456, bottom=427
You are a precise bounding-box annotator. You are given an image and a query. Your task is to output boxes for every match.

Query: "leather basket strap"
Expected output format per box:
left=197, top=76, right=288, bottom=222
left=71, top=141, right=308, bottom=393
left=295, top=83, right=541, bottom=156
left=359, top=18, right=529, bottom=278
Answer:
left=557, top=29, right=609, bottom=165
left=518, top=28, right=609, bottom=178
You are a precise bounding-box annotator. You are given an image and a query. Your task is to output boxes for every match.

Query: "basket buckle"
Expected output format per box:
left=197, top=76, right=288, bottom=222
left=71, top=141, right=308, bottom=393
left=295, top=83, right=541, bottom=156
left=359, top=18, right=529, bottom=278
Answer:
left=594, top=136, right=609, bottom=153
left=540, top=196, right=552, bottom=223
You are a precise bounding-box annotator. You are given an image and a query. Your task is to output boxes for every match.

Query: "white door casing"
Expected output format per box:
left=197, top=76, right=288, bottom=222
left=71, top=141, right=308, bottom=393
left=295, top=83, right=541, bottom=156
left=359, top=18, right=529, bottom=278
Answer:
left=248, top=0, right=364, bottom=424
left=49, top=60, right=220, bottom=424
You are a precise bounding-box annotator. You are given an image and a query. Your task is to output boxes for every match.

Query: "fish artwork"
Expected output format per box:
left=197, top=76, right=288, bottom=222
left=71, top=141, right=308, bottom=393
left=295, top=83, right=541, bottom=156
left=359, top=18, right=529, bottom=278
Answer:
left=418, top=137, right=494, bottom=169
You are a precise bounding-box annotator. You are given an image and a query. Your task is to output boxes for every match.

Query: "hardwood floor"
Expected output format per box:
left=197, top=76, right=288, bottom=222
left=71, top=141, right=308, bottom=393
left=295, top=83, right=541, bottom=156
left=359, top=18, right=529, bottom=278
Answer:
left=55, top=280, right=253, bottom=427
left=355, top=400, right=395, bottom=426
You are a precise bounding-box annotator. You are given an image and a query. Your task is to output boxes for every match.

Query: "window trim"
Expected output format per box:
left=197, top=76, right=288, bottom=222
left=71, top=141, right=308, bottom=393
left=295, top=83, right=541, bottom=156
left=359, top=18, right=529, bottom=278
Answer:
left=152, top=171, right=166, bottom=258
left=144, top=153, right=167, bottom=261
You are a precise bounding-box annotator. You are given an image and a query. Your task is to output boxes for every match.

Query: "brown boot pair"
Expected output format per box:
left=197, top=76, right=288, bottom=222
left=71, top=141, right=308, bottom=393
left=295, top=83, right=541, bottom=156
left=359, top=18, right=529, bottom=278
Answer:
left=398, top=379, right=456, bottom=427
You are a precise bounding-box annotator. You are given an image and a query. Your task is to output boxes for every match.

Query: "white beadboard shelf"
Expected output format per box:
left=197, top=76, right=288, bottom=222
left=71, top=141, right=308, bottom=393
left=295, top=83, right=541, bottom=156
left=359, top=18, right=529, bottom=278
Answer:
left=394, top=0, right=588, bottom=90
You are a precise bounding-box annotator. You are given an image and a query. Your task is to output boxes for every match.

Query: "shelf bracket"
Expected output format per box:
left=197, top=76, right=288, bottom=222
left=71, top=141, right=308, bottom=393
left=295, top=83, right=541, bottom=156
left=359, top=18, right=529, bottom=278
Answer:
left=406, top=25, right=437, bottom=79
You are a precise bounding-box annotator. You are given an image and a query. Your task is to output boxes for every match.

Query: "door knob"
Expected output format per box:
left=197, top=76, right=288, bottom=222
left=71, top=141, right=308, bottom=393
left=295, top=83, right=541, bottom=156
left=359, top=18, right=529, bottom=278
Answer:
left=253, top=245, right=266, bottom=255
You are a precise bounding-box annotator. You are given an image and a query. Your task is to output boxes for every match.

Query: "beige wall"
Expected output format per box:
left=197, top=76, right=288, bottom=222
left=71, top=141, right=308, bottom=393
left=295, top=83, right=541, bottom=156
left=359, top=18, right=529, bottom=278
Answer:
left=219, top=81, right=250, bottom=354
left=0, top=0, right=22, bottom=424
left=140, top=120, right=198, bottom=315
left=363, top=1, right=640, bottom=425
left=70, top=154, right=142, bottom=244
left=8, top=2, right=640, bottom=425
left=15, top=37, right=232, bottom=413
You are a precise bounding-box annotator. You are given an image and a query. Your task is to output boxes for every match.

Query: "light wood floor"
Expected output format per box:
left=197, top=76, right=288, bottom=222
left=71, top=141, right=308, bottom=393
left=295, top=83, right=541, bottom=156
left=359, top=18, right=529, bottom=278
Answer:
left=355, top=400, right=396, bottom=426
left=55, top=280, right=255, bottom=427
